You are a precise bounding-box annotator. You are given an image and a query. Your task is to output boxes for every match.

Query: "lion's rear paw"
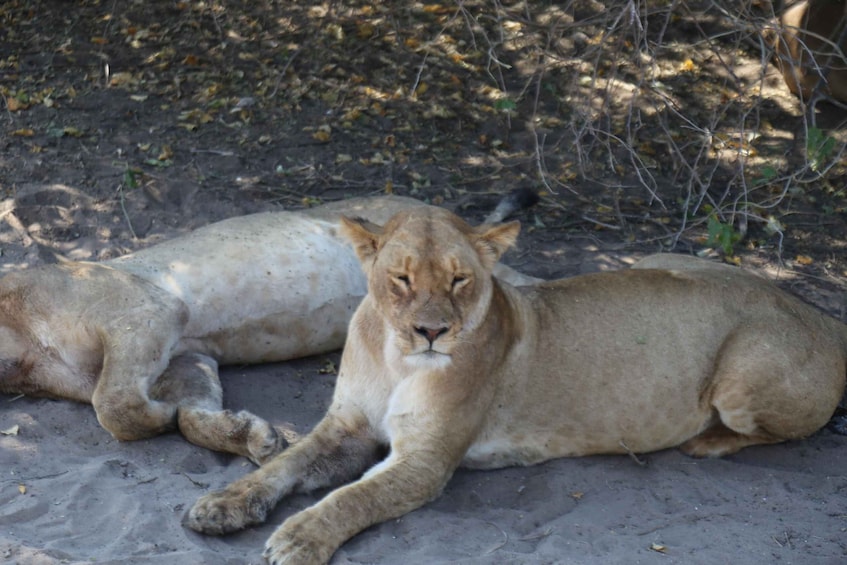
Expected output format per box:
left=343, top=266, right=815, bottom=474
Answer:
left=246, top=416, right=290, bottom=465
left=680, top=423, right=778, bottom=458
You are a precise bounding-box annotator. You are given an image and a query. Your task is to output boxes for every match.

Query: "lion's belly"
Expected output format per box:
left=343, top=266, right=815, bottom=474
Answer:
left=177, top=293, right=361, bottom=363
left=463, top=407, right=711, bottom=469
left=109, top=213, right=367, bottom=364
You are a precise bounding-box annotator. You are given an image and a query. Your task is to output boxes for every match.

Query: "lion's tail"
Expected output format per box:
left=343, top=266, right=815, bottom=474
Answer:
left=484, top=188, right=540, bottom=224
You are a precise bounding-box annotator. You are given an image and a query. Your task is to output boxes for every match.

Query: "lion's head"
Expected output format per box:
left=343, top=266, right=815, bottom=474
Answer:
left=340, top=207, right=520, bottom=369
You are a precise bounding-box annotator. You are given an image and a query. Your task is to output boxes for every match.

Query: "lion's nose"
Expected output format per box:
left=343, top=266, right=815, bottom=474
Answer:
left=414, top=325, right=448, bottom=345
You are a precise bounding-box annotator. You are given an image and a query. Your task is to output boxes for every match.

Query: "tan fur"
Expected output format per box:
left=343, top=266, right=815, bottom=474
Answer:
left=186, top=207, right=847, bottom=564
left=771, top=0, right=847, bottom=103
left=0, top=197, right=539, bottom=464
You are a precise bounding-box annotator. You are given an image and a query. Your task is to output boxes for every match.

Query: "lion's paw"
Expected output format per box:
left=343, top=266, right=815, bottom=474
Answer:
left=245, top=415, right=289, bottom=465
left=185, top=485, right=272, bottom=535
left=262, top=510, right=336, bottom=565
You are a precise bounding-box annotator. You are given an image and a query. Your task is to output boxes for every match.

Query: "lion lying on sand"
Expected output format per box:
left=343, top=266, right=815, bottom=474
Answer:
left=186, top=205, right=847, bottom=564
left=0, top=196, right=537, bottom=464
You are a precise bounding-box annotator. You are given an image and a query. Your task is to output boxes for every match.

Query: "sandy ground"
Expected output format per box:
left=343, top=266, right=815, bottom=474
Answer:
left=1, top=223, right=846, bottom=565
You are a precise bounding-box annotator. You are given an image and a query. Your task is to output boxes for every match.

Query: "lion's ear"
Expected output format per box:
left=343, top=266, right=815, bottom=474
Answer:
left=340, top=215, right=383, bottom=264
left=473, top=220, right=520, bottom=268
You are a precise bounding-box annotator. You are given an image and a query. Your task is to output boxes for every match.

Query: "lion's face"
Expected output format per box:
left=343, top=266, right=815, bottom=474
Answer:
left=341, top=207, right=520, bottom=368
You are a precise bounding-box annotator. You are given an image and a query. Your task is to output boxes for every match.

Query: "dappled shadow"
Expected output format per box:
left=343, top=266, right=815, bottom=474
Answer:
left=0, top=0, right=844, bottom=294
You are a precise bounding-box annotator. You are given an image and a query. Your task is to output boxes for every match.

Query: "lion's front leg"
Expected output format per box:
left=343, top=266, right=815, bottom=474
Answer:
left=185, top=411, right=380, bottom=536
left=262, top=446, right=462, bottom=565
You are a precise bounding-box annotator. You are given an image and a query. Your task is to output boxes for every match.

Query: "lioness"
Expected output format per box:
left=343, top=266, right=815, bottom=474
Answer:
left=186, top=206, right=847, bottom=564
left=0, top=196, right=537, bottom=464
left=771, top=0, right=847, bottom=103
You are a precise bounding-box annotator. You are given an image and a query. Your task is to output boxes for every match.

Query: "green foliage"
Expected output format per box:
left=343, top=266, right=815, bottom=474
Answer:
left=706, top=214, right=742, bottom=256
left=752, top=165, right=778, bottom=187
left=494, top=98, right=516, bottom=112
left=807, top=127, right=836, bottom=172
left=123, top=166, right=139, bottom=189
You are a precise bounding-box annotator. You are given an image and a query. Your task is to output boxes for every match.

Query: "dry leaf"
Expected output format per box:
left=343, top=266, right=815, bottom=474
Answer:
left=318, top=360, right=337, bottom=374
left=423, top=4, right=451, bottom=14
left=7, top=98, right=28, bottom=111
left=1, top=424, right=19, bottom=436
left=12, top=129, right=34, bottom=137
left=650, top=543, right=668, bottom=553
left=158, top=145, right=174, bottom=161
left=18, top=484, right=26, bottom=495
left=356, top=22, right=375, bottom=39
left=108, top=72, right=135, bottom=87
left=312, top=125, right=331, bottom=143
left=795, top=255, right=813, bottom=265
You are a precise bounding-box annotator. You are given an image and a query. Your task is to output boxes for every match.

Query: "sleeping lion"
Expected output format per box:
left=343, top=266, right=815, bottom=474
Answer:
left=0, top=195, right=537, bottom=464
left=187, top=205, right=847, bottom=564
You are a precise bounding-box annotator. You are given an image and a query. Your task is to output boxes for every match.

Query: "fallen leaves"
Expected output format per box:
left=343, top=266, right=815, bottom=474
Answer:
left=108, top=71, right=137, bottom=88
left=650, top=542, right=668, bottom=554
left=178, top=108, right=215, bottom=130
left=318, top=359, right=337, bottom=374
left=312, top=124, right=332, bottom=143
left=6, top=96, right=28, bottom=111
left=795, top=255, right=814, bottom=266
left=679, top=58, right=697, bottom=73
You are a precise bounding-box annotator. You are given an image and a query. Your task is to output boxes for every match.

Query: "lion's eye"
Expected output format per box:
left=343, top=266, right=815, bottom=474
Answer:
left=393, top=274, right=411, bottom=287
left=451, top=275, right=468, bottom=290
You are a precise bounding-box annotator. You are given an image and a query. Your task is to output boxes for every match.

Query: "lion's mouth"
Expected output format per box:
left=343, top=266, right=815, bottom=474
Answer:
left=403, top=349, right=452, bottom=369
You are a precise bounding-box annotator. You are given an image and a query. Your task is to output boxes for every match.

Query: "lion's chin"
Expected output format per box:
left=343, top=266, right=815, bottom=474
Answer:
left=403, top=350, right=453, bottom=370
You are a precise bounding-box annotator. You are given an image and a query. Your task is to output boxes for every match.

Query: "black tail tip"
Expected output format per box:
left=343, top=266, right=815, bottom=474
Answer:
left=484, top=188, right=541, bottom=223
left=506, top=187, right=541, bottom=210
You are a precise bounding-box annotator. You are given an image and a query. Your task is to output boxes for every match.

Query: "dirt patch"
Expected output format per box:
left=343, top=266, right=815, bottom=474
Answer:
left=2, top=1, right=845, bottom=307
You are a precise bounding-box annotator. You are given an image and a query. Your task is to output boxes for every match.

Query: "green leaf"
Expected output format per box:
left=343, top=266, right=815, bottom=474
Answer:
left=494, top=98, right=516, bottom=112
left=807, top=127, right=836, bottom=172
left=706, top=215, right=741, bottom=255
left=123, top=168, right=138, bottom=189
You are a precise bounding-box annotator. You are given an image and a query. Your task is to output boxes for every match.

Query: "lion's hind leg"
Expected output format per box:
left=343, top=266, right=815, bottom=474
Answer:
left=150, top=353, right=289, bottom=464
left=681, top=324, right=844, bottom=458
left=680, top=416, right=783, bottom=458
